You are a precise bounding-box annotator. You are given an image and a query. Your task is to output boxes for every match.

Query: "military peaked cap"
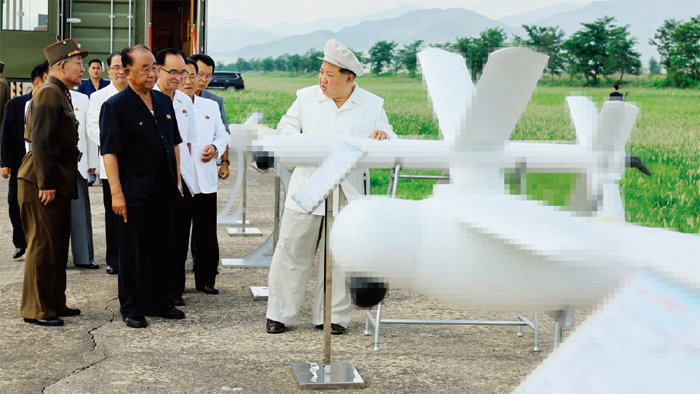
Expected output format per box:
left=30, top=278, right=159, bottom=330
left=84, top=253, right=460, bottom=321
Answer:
left=44, top=39, right=88, bottom=66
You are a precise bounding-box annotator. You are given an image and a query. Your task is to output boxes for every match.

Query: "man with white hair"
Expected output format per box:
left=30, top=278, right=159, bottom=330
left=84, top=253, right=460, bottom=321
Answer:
left=266, top=39, right=396, bottom=335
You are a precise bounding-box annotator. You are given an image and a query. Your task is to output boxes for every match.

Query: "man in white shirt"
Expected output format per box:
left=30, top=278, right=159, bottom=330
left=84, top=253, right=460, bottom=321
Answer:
left=191, top=54, right=231, bottom=180
left=69, top=90, right=99, bottom=268
left=86, top=51, right=127, bottom=275
left=154, top=48, right=197, bottom=305
left=179, top=58, right=228, bottom=296
left=266, top=39, right=396, bottom=335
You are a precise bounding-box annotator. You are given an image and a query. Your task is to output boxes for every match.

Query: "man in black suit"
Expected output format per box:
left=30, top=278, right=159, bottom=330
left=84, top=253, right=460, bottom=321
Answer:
left=1, top=62, right=48, bottom=259
left=609, top=84, right=624, bottom=101
left=100, top=45, right=185, bottom=328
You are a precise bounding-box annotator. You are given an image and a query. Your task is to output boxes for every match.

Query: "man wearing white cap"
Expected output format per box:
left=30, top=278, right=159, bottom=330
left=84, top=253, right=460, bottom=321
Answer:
left=266, top=39, right=396, bottom=335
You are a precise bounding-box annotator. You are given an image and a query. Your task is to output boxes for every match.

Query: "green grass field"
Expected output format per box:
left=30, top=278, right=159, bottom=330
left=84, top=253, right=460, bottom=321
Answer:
left=220, top=72, right=700, bottom=234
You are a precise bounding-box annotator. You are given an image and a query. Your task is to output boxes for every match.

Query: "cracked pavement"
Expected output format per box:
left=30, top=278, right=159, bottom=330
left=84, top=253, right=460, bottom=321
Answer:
left=0, top=164, right=577, bottom=392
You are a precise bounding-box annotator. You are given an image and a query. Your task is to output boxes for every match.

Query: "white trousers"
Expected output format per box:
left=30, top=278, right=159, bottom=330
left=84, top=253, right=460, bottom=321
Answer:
left=266, top=209, right=353, bottom=328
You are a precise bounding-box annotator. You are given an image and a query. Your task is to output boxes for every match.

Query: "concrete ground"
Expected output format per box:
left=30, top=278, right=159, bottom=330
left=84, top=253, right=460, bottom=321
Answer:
left=0, top=163, right=582, bottom=393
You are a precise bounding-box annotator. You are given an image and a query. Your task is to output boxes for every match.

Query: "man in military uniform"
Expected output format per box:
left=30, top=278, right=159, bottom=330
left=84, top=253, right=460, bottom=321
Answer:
left=18, top=39, right=87, bottom=326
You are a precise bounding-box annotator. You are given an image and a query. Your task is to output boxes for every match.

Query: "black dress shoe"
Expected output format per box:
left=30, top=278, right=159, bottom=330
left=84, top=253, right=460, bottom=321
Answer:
left=75, top=261, right=100, bottom=269
left=105, top=265, right=118, bottom=275
left=12, top=247, right=26, bottom=259
left=266, top=318, right=285, bottom=334
left=315, top=323, right=346, bottom=335
left=173, top=298, right=186, bottom=306
left=24, top=317, right=64, bottom=326
left=148, top=307, right=185, bottom=319
left=57, top=308, right=81, bottom=317
left=196, top=285, right=219, bottom=295
left=123, top=315, right=148, bottom=328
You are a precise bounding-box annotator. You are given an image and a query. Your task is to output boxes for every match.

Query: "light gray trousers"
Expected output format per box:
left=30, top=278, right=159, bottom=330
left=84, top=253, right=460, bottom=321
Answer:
left=70, top=175, right=94, bottom=266
left=266, top=207, right=354, bottom=328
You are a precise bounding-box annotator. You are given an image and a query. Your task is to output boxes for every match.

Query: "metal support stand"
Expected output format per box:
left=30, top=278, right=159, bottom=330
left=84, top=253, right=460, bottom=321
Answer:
left=369, top=164, right=541, bottom=352
left=364, top=304, right=540, bottom=352
left=217, top=148, right=249, bottom=226
left=228, top=152, right=263, bottom=236
left=250, top=286, right=268, bottom=300
left=218, top=113, right=263, bottom=227
left=222, top=165, right=290, bottom=269
left=386, top=164, right=449, bottom=198
left=533, top=311, right=540, bottom=352
left=546, top=309, right=574, bottom=349
left=292, top=192, right=363, bottom=388
left=514, top=159, right=527, bottom=195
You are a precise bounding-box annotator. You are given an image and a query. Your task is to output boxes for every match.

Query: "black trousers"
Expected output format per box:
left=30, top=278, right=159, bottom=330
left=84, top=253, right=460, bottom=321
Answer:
left=8, top=169, right=27, bottom=249
left=191, top=192, right=219, bottom=288
left=118, top=196, right=175, bottom=318
left=172, top=183, right=193, bottom=299
left=102, top=179, right=120, bottom=268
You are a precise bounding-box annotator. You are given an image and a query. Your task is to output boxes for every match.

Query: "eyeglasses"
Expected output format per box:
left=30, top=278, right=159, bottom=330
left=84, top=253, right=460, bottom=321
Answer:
left=109, top=65, right=124, bottom=71
left=160, top=68, right=188, bottom=77
left=197, top=73, right=213, bottom=80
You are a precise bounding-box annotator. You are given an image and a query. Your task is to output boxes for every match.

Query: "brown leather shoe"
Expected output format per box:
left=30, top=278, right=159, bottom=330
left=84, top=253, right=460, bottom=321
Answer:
left=266, top=318, right=285, bottom=334
left=315, top=323, right=346, bottom=335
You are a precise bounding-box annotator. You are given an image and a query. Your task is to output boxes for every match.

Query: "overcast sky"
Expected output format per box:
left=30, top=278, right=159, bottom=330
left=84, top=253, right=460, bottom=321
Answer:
left=208, top=0, right=602, bottom=27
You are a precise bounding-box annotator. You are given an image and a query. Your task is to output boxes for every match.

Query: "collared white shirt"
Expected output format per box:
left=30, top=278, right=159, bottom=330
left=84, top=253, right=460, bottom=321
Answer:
left=154, top=83, right=196, bottom=191
left=69, top=90, right=97, bottom=179
left=277, top=83, right=395, bottom=215
left=188, top=95, right=228, bottom=194
left=87, top=82, right=120, bottom=179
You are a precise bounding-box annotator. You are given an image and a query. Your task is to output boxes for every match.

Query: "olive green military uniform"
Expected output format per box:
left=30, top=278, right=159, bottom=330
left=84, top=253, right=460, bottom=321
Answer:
left=18, top=76, right=79, bottom=320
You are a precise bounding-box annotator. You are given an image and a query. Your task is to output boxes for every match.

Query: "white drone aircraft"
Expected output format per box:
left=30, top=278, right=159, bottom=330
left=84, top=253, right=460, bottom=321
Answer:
left=245, top=47, right=699, bottom=313
left=329, top=48, right=699, bottom=312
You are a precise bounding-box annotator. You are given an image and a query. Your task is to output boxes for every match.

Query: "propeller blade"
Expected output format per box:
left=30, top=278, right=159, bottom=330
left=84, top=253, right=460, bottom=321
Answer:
left=461, top=47, right=548, bottom=148
left=595, top=101, right=640, bottom=154
left=417, top=48, right=472, bottom=146
left=566, top=96, right=597, bottom=148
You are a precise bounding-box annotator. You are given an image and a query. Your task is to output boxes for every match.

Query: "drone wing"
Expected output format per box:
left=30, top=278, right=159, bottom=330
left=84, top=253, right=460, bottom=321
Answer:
left=567, top=96, right=597, bottom=148
left=417, top=48, right=472, bottom=146
left=595, top=101, right=640, bottom=155
left=461, top=47, right=548, bottom=148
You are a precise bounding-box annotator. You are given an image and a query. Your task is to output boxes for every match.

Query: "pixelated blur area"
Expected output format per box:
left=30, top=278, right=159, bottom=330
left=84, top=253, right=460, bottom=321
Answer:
left=518, top=272, right=699, bottom=393
left=347, top=276, right=387, bottom=308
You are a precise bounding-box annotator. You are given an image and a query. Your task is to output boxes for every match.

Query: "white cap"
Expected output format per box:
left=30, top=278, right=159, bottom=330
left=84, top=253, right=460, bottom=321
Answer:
left=318, top=39, right=363, bottom=77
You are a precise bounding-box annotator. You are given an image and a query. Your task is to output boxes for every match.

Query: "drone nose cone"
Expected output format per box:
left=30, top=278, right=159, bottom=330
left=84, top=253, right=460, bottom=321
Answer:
left=331, top=197, right=422, bottom=284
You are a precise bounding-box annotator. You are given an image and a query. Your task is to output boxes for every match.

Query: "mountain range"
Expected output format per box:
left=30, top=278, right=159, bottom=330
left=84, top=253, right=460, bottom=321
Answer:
left=208, top=0, right=700, bottom=65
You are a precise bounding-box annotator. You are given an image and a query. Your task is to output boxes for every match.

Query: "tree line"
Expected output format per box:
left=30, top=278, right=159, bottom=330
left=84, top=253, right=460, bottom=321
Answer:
left=218, top=15, right=700, bottom=88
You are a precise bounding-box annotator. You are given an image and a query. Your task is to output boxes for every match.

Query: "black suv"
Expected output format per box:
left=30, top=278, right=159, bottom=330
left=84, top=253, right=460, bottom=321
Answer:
left=208, top=71, right=244, bottom=90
